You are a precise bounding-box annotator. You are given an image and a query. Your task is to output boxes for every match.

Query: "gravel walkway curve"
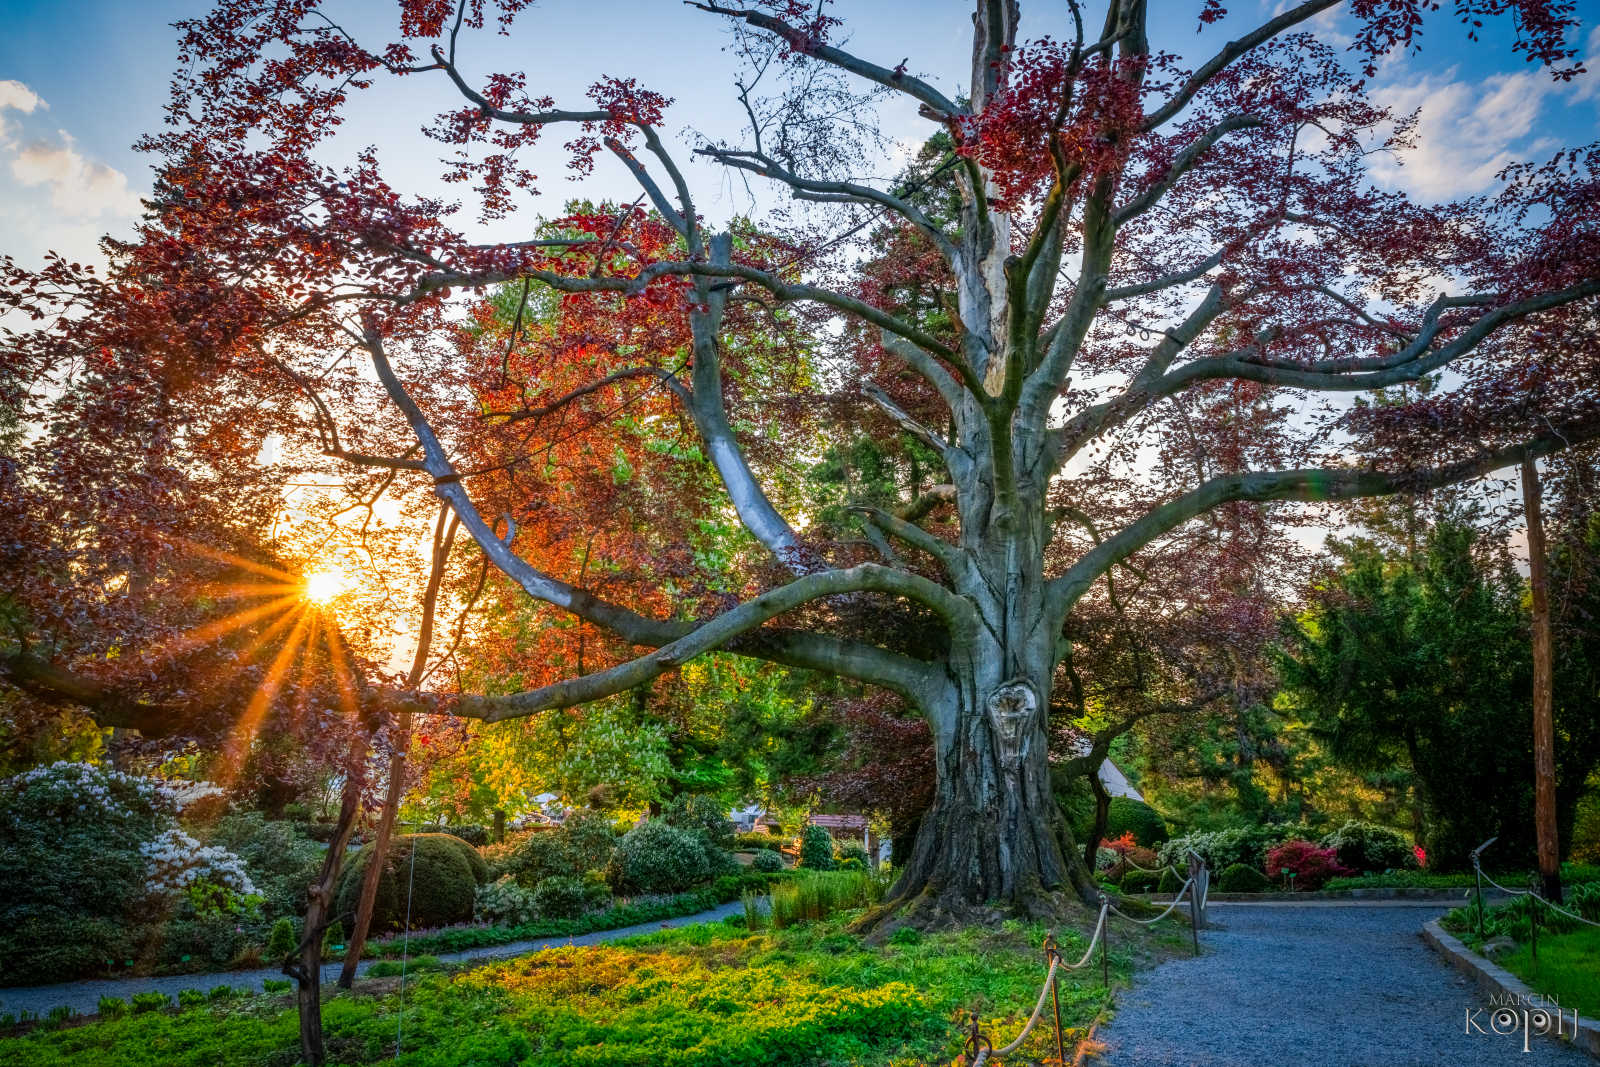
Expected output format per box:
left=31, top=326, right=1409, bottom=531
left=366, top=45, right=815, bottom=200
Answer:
left=0, top=900, right=743, bottom=1019
left=1099, top=903, right=1590, bottom=1066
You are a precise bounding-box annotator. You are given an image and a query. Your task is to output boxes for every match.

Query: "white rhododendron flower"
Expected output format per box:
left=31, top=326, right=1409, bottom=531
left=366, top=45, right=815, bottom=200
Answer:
left=142, top=828, right=258, bottom=897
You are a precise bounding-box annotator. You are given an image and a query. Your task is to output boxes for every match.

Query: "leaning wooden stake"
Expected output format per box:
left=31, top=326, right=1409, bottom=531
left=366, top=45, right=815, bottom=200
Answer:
left=339, top=506, right=458, bottom=989
left=1523, top=456, right=1562, bottom=903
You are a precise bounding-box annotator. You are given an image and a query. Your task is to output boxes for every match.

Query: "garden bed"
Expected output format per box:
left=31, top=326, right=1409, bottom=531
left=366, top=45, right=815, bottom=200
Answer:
left=1133, top=887, right=1515, bottom=903
left=0, top=908, right=1176, bottom=1067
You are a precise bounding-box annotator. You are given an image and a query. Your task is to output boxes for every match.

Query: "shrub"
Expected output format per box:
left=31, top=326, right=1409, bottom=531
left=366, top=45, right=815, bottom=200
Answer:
left=1094, top=846, right=1120, bottom=871
left=45, top=1005, right=75, bottom=1026
left=261, top=978, right=292, bottom=994
left=0, top=761, right=177, bottom=984
left=1157, top=868, right=1181, bottom=894
left=205, top=812, right=324, bottom=919
left=1265, top=839, right=1354, bottom=891
left=130, top=991, right=170, bottom=1014
left=493, top=812, right=616, bottom=886
left=1217, top=863, right=1269, bottom=893
left=1158, top=824, right=1299, bottom=874
left=334, top=833, right=478, bottom=931
left=799, top=825, right=837, bottom=871
left=266, top=918, right=296, bottom=960
left=1318, top=820, right=1417, bottom=873
left=96, top=997, right=127, bottom=1020
left=364, top=954, right=444, bottom=978
left=206, top=985, right=240, bottom=1001
left=734, top=831, right=784, bottom=852
left=722, top=911, right=748, bottom=928
left=531, top=875, right=590, bottom=919
left=438, top=834, right=489, bottom=886
left=750, top=849, right=785, bottom=873
left=177, top=989, right=207, bottom=1008
left=419, top=823, right=489, bottom=847
left=661, top=794, right=735, bottom=849
left=889, top=926, right=922, bottom=946
left=836, top=841, right=871, bottom=866
left=607, top=820, right=710, bottom=894
left=1120, top=870, right=1161, bottom=893
left=475, top=875, right=539, bottom=926
left=1105, top=798, right=1168, bottom=847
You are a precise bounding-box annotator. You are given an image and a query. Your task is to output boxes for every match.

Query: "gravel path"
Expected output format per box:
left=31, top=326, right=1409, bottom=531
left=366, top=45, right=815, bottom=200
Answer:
left=1099, top=903, right=1590, bottom=1066
left=0, top=900, right=742, bottom=1018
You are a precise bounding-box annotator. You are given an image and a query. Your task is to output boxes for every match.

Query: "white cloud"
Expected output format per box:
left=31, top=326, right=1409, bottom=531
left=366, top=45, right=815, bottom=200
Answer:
left=0, top=80, right=42, bottom=114
left=10, top=135, right=141, bottom=218
left=1368, top=67, right=1559, bottom=201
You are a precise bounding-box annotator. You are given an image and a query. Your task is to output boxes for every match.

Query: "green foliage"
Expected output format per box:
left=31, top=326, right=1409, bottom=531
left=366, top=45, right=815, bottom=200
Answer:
left=438, top=834, right=489, bottom=886
left=660, top=794, right=734, bottom=849
left=1119, top=870, right=1161, bottom=893
left=1158, top=825, right=1298, bottom=874
left=0, top=762, right=173, bottom=984
left=493, top=812, right=616, bottom=888
left=889, top=927, right=922, bottom=946
left=606, top=820, right=710, bottom=894
left=203, top=812, right=322, bottom=920
left=265, top=918, right=295, bottom=961
left=418, top=823, right=489, bottom=847
left=94, top=998, right=126, bottom=1020
left=363, top=955, right=443, bottom=978
left=474, top=875, right=539, bottom=926
left=770, top=869, right=891, bottom=928
left=1278, top=518, right=1600, bottom=871
left=44, top=1006, right=74, bottom=1027
left=799, top=824, right=837, bottom=870
left=176, top=990, right=206, bottom=1009
left=1157, top=868, right=1181, bottom=894
left=205, top=986, right=238, bottom=1001
left=129, top=992, right=168, bottom=1015
left=333, top=834, right=477, bottom=931
left=836, top=841, right=871, bottom=866
left=734, top=831, right=784, bottom=851
left=1318, top=820, right=1416, bottom=872
left=530, top=875, right=590, bottom=919
left=259, top=979, right=291, bottom=994
left=1104, top=798, right=1168, bottom=847
left=751, top=849, right=785, bottom=873
left=1217, top=864, right=1269, bottom=892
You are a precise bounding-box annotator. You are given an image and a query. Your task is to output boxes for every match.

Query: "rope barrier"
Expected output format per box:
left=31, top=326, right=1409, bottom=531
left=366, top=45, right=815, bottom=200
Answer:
left=1474, top=863, right=1600, bottom=930
left=1110, top=878, right=1196, bottom=925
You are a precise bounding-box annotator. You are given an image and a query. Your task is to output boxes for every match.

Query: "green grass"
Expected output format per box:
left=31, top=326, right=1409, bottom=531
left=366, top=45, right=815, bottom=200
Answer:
left=0, top=909, right=1151, bottom=1067
left=1497, top=925, right=1600, bottom=1021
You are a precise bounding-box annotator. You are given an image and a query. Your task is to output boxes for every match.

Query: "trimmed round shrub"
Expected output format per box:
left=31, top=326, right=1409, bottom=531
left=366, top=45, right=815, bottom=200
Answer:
left=1120, top=869, right=1161, bottom=894
left=494, top=812, right=615, bottom=887
left=799, top=824, right=837, bottom=871
left=418, top=823, right=488, bottom=847
left=836, top=841, right=871, bottom=866
left=1318, top=820, right=1417, bottom=873
left=606, top=820, right=711, bottom=894
left=334, top=833, right=477, bottom=931
left=1104, top=798, right=1168, bottom=847
left=1157, top=868, right=1181, bottom=894
left=750, top=849, right=785, bottom=873
left=439, top=834, right=489, bottom=886
left=530, top=875, right=589, bottom=919
left=1217, top=863, right=1269, bottom=893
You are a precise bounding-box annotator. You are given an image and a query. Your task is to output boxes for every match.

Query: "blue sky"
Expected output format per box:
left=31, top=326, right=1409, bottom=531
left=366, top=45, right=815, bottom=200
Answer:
left=1, top=1, right=1595, bottom=271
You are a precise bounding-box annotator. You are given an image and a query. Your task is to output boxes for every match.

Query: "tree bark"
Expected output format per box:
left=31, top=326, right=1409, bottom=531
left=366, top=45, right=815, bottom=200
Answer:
left=339, top=505, right=455, bottom=988
left=288, top=777, right=361, bottom=1066
left=1523, top=456, right=1561, bottom=901
left=1083, top=771, right=1112, bottom=872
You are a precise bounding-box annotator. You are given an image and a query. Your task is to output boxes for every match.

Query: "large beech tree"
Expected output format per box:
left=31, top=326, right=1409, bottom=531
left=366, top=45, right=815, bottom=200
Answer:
left=6, top=0, right=1598, bottom=927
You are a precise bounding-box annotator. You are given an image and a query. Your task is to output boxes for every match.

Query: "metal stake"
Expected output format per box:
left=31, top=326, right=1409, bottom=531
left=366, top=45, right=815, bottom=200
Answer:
left=1471, top=837, right=1498, bottom=941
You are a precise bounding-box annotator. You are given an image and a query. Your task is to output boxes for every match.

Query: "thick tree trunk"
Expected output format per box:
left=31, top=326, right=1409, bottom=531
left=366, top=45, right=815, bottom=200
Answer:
left=860, top=678, right=1101, bottom=932
left=288, top=778, right=361, bottom=1066
left=1523, top=457, right=1561, bottom=901
left=1084, top=772, right=1112, bottom=871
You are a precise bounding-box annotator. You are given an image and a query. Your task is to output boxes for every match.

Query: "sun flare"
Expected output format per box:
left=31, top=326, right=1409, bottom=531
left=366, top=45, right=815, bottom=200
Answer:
left=302, top=568, right=351, bottom=603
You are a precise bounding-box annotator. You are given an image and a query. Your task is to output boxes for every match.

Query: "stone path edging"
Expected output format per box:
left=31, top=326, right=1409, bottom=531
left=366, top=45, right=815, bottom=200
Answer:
left=1422, top=918, right=1600, bottom=1059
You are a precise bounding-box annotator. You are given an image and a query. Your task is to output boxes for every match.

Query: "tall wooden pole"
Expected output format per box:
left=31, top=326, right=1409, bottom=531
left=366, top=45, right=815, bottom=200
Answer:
left=1522, top=456, right=1561, bottom=902
left=338, top=506, right=457, bottom=988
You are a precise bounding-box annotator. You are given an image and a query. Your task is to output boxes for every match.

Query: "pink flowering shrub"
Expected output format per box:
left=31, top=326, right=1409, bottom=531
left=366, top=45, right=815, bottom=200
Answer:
left=1414, top=845, right=1427, bottom=869
left=1265, top=839, right=1355, bottom=891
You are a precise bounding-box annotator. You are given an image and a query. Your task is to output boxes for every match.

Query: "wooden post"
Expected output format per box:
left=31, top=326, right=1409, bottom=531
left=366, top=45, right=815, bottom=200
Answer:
left=1523, top=456, right=1562, bottom=903
left=289, top=777, right=361, bottom=1066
